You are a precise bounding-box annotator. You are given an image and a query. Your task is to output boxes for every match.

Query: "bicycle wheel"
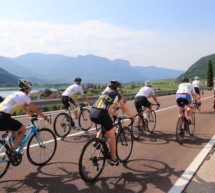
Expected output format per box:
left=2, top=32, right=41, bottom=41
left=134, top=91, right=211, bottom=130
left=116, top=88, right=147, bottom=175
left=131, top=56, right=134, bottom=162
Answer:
left=115, top=106, right=124, bottom=116
left=188, top=113, right=195, bottom=136
left=116, top=127, right=133, bottom=163
left=79, top=138, right=106, bottom=182
left=53, top=113, right=72, bottom=138
left=147, top=110, right=156, bottom=133
left=176, top=117, right=185, bottom=144
left=0, top=140, right=10, bottom=178
left=131, top=114, right=144, bottom=140
left=27, top=128, right=57, bottom=166
left=79, top=109, right=92, bottom=131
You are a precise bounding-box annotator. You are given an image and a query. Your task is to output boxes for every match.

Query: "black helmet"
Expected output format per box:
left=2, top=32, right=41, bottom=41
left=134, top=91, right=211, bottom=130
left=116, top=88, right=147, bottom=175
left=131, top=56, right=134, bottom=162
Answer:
left=182, top=78, right=189, bottom=83
left=108, top=80, right=121, bottom=90
left=74, top=77, right=82, bottom=83
left=18, top=79, right=32, bottom=90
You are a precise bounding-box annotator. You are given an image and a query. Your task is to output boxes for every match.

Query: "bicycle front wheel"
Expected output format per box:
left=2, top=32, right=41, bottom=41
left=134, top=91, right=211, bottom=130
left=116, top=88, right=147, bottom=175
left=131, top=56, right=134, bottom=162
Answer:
left=0, top=140, right=10, bottom=178
left=53, top=113, right=72, bottom=138
left=131, top=114, right=144, bottom=140
left=27, top=128, right=57, bottom=166
left=188, top=113, right=195, bottom=136
left=116, top=127, right=133, bottom=163
left=79, top=109, right=92, bottom=131
left=147, top=110, right=156, bottom=133
left=79, top=138, right=106, bottom=182
left=176, top=117, right=185, bottom=144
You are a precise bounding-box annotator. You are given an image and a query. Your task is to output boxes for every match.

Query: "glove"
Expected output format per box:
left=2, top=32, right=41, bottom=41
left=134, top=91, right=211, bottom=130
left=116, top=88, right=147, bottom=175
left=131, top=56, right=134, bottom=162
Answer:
left=45, top=115, right=52, bottom=123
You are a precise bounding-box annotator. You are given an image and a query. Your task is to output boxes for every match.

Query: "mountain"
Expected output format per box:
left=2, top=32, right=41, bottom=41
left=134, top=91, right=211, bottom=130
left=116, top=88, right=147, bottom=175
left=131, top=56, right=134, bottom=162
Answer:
left=177, top=54, right=215, bottom=80
left=0, top=53, right=184, bottom=83
left=0, top=67, right=20, bottom=86
left=133, top=66, right=184, bottom=80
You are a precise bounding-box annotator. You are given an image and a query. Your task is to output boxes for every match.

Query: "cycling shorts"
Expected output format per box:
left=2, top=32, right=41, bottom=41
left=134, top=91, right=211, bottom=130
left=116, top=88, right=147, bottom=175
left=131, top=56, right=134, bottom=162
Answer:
left=176, top=94, right=192, bottom=107
left=90, top=108, right=113, bottom=131
left=0, top=112, right=22, bottom=131
left=194, top=87, right=200, bottom=95
left=61, top=96, right=76, bottom=110
left=134, top=96, right=151, bottom=113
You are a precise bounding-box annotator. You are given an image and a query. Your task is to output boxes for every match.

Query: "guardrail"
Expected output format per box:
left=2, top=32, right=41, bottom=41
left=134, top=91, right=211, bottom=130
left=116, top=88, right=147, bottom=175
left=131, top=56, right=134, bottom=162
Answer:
left=32, top=87, right=213, bottom=107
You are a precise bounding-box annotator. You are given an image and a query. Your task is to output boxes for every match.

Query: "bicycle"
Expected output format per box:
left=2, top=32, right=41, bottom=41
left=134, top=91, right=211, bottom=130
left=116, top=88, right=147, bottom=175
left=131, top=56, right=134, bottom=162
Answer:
left=131, top=104, right=160, bottom=140
left=0, top=115, right=57, bottom=179
left=53, top=103, right=92, bottom=138
left=79, top=115, right=134, bottom=182
left=176, top=102, right=196, bottom=144
left=193, top=100, right=201, bottom=112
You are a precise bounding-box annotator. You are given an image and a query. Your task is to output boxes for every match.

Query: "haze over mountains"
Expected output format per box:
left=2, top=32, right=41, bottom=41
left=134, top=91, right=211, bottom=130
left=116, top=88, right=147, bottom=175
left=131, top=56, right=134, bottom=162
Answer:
left=0, top=53, right=184, bottom=84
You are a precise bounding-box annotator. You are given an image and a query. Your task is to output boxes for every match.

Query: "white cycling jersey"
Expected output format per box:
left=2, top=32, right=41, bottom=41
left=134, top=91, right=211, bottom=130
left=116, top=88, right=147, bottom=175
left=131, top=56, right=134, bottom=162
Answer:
left=177, top=83, right=195, bottom=95
left=135, top=86, right=155, bottom=98
left=62, top=83, right=84, bottom=97
left=0, top=91, right=31, bottom=114
left=192, top=80, right=203, bottom=88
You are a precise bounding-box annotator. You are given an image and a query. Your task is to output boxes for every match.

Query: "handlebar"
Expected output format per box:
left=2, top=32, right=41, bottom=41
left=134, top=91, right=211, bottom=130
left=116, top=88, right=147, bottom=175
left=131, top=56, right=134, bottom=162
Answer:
left=151, top=103, right=160, bottom=110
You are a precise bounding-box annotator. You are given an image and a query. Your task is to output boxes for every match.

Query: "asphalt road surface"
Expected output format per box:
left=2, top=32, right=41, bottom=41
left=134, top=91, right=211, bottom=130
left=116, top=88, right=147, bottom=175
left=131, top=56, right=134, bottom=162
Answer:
left=0, top=91, right=214, bottom=193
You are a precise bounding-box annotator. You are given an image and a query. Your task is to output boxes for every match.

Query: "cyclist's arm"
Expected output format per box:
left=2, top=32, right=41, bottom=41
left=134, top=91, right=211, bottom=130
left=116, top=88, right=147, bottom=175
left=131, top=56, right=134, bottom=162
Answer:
left=26, top=102, right=46, bottom=119
left=71, top=95, right=79, bottom=104
left=82, top=95, right=91, bottom=105
left=21, top=106, right=33, bottom=116
left=118, top=89, right=126, bottom=103
left=152, top=95, right=159, bottom=104
left=119, top=100, right=135, bottom=119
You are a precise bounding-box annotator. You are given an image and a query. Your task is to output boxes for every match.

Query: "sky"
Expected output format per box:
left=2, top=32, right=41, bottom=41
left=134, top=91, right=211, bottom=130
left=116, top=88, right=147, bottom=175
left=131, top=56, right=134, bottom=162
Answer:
left=1, top=0, right=215, bottom=70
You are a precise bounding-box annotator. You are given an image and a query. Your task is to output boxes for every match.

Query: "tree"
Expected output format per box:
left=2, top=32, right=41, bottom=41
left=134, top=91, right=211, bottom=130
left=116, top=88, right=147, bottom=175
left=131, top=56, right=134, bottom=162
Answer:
left=206, top=59, right=214, bottom=87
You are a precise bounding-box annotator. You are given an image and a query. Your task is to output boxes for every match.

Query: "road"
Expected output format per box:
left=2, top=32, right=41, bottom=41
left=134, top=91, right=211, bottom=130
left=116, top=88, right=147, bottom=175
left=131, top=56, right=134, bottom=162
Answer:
left=0, top=91, right=214, bottom=193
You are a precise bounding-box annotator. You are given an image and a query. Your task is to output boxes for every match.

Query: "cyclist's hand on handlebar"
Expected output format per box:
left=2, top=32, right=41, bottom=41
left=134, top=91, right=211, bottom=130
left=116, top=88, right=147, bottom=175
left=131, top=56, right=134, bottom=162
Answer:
left=45, top=115, right=52, bottom=124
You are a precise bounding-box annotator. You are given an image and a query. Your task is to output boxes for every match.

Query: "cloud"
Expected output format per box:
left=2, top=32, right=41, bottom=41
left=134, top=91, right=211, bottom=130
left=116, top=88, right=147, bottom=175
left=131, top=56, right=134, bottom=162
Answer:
left=0, top=19, right=215, bottom=70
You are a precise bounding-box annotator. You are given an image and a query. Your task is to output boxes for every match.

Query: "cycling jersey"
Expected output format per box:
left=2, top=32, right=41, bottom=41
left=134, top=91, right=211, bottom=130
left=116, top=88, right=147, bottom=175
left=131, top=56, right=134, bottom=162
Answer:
left=192, top=80, right=203, bottom=88
left=93, top=91, right=122, bottom=110
left=135, top=86, right=155, bottom=98
left=176, top=83, right=195, bottom=95
left=62, top=84, right=84, bottom=97
left=0, top=91, right=31, bottom=115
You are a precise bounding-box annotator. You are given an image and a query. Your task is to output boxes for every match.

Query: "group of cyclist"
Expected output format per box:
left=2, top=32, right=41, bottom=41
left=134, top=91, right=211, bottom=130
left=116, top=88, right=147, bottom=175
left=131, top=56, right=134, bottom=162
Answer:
left=0, top=75, right=213, bottom=166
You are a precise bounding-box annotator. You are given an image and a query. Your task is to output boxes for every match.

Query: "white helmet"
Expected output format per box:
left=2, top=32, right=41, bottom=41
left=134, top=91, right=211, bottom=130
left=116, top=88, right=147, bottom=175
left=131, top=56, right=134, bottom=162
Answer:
left=145, top=80, right=152, bottom=86
left=18, top=79, right=32, bottom=90
left=194, top=76, right=199, bottom=80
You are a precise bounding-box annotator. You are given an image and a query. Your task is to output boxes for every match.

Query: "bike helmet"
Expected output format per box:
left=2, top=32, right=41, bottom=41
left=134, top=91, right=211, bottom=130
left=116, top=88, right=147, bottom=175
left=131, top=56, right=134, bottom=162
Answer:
left=108, top=80, right=121, bottom=90
left=145, top=81, right=152, bottom=86
left=194, top=76, right=199, bottom=80
left=18, top=79, right=32, bottom=90
left=74, top=77, right=82, bottom=83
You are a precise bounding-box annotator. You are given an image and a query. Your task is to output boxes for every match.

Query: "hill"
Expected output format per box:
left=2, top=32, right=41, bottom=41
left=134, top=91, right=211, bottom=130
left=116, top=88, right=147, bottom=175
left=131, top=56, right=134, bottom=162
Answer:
left=177, top=54, right=215, bottom=80
left=0, top=53, right=184, bottom=83
left=0, top=67, right=20, bottom=86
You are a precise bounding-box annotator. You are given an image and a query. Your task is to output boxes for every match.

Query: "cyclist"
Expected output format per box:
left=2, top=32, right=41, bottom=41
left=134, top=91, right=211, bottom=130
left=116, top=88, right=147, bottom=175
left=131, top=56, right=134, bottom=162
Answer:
left=0, top=79, right=50, bottom=157
left=61, top=77, right=91, bottom=128
left=90, top=80, right=135, bottom=166
left=176, top=78, right=197, bottom=126
left=102, top=80, right=126, bottom=118
left=213, top=77, right=215, bottom=109
left=192, top=76, right=204, bottom=104
left=134, top=81, right=160, bottom=119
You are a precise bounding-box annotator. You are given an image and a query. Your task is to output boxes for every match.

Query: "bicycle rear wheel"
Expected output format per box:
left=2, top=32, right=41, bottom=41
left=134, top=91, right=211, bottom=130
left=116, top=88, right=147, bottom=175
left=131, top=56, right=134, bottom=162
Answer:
left=79, top=109, right=92, bottom=131
left=116, top=127, right=133, bottom=163
left=0, top=140, right=10, bottom=178
left=53, top=113, right=72, bottom=138
left=188, top=113, right=195, bottom=136
left=131, top=114, right=144, bottom=140
left=176, top=117, right=185, bottom=144
left=27, top=128, right=57, bottom=166
left=147, top=110, right=156, bottom=133
left=79, top=138, right=106, bottom=182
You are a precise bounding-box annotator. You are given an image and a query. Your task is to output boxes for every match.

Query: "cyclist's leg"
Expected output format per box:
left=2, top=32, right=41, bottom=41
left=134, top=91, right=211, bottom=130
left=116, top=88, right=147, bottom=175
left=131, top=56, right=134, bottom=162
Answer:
left=106, top=128, right=116, bottom=161
left=12, top=125, right=26, bottom=150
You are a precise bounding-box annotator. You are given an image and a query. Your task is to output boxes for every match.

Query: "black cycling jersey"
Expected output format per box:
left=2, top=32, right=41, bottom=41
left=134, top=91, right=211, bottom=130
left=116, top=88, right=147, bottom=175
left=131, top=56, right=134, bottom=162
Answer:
left=93, top=91, right=122, bottom=110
